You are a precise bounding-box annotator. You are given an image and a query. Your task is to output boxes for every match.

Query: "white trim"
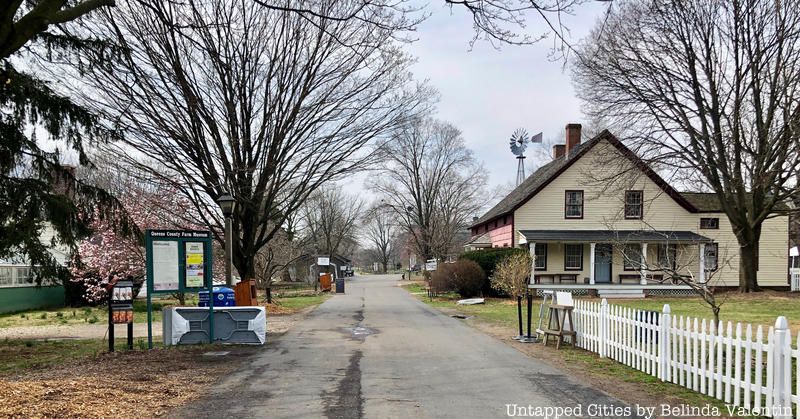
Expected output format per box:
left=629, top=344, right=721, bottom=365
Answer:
left=589, top=243, right=596, bottom=285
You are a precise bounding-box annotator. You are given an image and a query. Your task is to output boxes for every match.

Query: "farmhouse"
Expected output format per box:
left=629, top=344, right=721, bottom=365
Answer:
left=471, top=124, right=789, bottom=297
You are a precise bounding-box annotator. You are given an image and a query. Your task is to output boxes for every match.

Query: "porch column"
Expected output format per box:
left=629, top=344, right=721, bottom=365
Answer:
left=589, top=243, right=596, bottom=285
left=640, top=242, right=648, bottom=285
left=699, top=243, right=706, bottom=284
left=529, top=242, right=536, bottom=285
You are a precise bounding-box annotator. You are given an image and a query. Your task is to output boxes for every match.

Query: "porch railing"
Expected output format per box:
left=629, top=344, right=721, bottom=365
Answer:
left=791, top=268, right=800, bottom=292
left=573, top=299, right=798, bottom=418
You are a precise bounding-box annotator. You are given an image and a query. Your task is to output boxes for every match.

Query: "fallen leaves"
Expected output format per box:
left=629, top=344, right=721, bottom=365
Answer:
left=0, top=346, right=250, bottom=419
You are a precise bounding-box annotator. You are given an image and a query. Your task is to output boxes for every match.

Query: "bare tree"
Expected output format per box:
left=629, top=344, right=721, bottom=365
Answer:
left=572, top=0, right=800, bottom=291
left=253, top=0, right=612, bottom=59
left=363, top=202, right=397, bottom=273
left=68, top=0, right=426, bottom=281
left=371, top=118, right=489, bottom=262
left=299, top=185, right=363, bottom=260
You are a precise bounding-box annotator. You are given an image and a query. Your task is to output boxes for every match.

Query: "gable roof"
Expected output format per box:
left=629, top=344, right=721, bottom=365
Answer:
left=680, top=192, right=723, bottom=212
left=471, top=130, right=699, bottom=228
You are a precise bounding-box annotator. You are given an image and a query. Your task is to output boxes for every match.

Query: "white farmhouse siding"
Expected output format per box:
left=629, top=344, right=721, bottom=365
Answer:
left=515, top=139, right=789, bottom=287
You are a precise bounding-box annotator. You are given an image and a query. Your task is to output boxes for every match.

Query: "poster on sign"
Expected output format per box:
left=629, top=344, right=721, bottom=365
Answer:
left=152, top=241, right=179, bottom=291
left=185, top=242, right=205, bottom=288
left=317, top=256, right=330, bottom=266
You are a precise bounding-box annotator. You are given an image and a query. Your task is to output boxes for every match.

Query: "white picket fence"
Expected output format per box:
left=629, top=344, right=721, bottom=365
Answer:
left=573, top=299, right=799, bottom=418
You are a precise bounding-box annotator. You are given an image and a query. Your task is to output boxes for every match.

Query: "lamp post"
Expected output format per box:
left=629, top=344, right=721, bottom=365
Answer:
left=216, top=192, right=236, bottom=286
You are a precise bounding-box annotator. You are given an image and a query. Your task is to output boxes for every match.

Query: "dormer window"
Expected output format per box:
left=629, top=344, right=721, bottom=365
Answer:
left=700, top=218, right=719, bottom=229
left=625, top=190, right=643, bottom=219
left=565, top=190, right=584, bottom=219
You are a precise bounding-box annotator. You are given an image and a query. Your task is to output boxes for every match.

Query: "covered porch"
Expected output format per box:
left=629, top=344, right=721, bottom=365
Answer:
left=519, top=230, right=713, bottom=293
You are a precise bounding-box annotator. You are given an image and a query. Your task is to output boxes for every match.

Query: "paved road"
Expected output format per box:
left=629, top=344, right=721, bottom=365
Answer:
left=176, top=275, right=632, bottom=418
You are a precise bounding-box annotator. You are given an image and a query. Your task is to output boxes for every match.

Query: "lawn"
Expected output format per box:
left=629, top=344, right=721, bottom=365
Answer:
left=1, top=291, right=329, bottom=329
left=273, top=294, right=329, bottom=311
left=0, top=338, right=106, bottom=374
left=0, top=298, right=178, bottom=329
left=404, top=286, right=800, bottom=336
left=607, top=291, right=800, bottom=333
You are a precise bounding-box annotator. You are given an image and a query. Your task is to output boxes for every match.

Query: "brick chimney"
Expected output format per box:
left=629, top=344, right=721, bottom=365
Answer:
left=552, top=144, right=566, bottom=160
left=566, top=123, right=582, bottom=155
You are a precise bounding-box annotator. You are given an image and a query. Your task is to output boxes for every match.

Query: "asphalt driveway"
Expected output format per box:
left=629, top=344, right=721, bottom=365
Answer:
left=174, top=274, right=632, bottom=418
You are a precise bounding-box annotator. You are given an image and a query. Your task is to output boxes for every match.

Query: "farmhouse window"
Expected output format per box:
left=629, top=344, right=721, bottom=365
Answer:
left=624, top=190, right=644, bottom=219
left=565, top=190, right=584, bottom=219
left=705, top=243, right=719, bottom=271
left=534, top=244, right=547, bottom=270
left=657, top=244, right=677, bottom=270
left=564, top=244, right=583, bottom=270
left=623, top=244, right=643, bottom=271
left=700, top=218, right=719, bottom=229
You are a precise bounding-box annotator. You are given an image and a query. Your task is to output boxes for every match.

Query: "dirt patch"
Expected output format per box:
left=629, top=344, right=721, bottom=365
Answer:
left=0, top=346, right=257, bottom=419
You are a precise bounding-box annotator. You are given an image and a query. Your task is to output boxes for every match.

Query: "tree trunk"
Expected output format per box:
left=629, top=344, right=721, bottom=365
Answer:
left=382, top=261, right=388, bottom=273
left=736, top=221, right=762, bottom=292
left=266, top=287, right=272, bottom=304
left=738, top=242, right=761, bottom=292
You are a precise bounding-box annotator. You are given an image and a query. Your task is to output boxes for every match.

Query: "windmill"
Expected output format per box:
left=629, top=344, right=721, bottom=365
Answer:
left=510, top=129, right=542, bottom=186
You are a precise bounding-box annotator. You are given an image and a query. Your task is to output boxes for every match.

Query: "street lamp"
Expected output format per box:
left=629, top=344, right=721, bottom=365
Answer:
left=216, top=192, right=236, bottom=286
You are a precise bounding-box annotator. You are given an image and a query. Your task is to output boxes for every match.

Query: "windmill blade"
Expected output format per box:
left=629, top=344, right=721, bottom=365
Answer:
left=509, top=128, right=529, bottom=155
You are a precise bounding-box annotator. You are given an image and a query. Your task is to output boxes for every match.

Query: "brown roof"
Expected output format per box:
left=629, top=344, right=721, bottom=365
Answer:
left=471, top=130, right=699, bottom=228
left=681, top=192, right=791, bottom=212
left=680, top=193, right=723, bottom=212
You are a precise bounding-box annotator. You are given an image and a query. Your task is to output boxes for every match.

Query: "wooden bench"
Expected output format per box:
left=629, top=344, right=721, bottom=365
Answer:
left=534, top=273, right=579, bottom=284
left=618, top=273, right=665, bottom=284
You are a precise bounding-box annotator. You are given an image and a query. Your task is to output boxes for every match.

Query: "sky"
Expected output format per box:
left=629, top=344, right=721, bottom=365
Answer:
left=344, top=2, right=609, bottom=199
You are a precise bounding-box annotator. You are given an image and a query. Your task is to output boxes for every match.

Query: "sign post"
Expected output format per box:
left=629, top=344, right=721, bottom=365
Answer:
left=108, top=280, right=134, bottom=352
left=145, top=230, right=214, bottom=349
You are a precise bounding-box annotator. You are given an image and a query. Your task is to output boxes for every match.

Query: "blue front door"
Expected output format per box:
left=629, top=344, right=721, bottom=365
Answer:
left=595, top=244, right=612, bottom=283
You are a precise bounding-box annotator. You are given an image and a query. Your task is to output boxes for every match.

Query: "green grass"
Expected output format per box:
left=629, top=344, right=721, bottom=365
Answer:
left=403, top=282, right=426, bottom=294
left=0, top=298, right=183, bottom=329
left=275, top=294, right=330, bottom=311
left=606, top=291, right=800, bottom=333
left=0, top=338, right=105, bottom=374
left=559, top=347, right=729, bottom=412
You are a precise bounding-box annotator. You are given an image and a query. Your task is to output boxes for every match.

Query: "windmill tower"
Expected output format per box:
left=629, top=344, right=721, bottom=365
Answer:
left=509, top=129, right=529, bottom=186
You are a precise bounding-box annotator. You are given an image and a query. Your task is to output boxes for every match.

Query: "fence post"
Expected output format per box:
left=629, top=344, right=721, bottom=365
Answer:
left=772, top=316, right=790, bottom=419
left=600, top=298, right=608, bottom=358
left=660, top=304, right=671, bottom=382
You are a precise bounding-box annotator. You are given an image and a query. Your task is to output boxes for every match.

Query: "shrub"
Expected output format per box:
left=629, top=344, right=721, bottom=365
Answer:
left=448, top=260, right=486, bottom=298
left=491, top=252, right=531, bottom=298
left=429, top=264, right=454, bottom=293
left=460, top=248, right=525, bottom=295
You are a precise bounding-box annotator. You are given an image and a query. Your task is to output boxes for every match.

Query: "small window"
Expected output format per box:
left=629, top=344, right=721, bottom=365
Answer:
left=624, top=190, right=644, bottom=219
left=704, top=243, right=719, bottom=271
left=623, top=244, right=643, bottom=271
left=657, top=244, right=677, bottom=270
left=564, top=244, right=583, bottom=270
left=0, top=267, right=11, bottom=286
left=15, top=267, right=32, bottom=285
left=533, top=244, right=547, bottom=270
left=700, top=218, right=719, bottom=229
left=565, top=191, right=584, bottom=219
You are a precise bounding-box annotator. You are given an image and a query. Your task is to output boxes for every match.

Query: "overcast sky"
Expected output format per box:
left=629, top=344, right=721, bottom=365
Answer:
left=344, top=2, right=609, bottom=199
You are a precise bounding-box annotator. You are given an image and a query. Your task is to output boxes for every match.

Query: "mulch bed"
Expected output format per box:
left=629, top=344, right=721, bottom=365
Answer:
left=0, top=346, right=255, bottom=419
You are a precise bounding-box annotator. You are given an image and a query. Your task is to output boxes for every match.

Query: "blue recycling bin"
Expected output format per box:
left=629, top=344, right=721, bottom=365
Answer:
left=198, top=286, right=236, bottom=307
